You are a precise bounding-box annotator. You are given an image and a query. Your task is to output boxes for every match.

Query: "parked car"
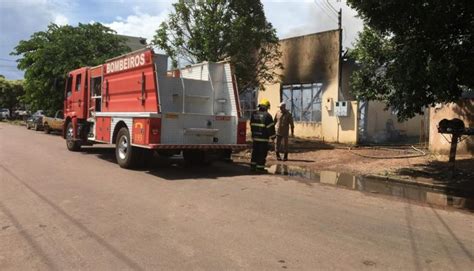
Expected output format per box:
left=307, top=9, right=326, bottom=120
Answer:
left=26, top=110, right=44, bottom=131
left=0, top=108, right=10, bottom=120
left=43, top=110, right=64, bottom=134
left=13, top=109, right=29, bottom=120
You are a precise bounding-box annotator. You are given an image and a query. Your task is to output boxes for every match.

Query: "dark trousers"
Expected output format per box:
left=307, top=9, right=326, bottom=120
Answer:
left=251, top=141, right=269, bottom=170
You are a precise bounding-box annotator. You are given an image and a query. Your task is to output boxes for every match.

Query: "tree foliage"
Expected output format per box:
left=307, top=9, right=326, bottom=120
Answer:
left=0, top=77, right=24, bottom=113
left=12, top=23, right=130, bottom=113
left=348, top=0, right=474, bottom=120
left=153, top=0, right=282, bottom=92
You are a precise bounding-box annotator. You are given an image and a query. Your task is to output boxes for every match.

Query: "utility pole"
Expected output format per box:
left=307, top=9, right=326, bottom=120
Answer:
left=338, top=8, right=344, bottom=100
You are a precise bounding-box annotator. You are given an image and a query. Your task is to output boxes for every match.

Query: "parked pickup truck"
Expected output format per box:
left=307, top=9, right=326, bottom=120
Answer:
left=43, top=110, right=64, bottom=134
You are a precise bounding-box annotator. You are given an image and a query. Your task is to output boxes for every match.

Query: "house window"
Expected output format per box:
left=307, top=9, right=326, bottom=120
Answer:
left=281, top=83, right=323, bottom=122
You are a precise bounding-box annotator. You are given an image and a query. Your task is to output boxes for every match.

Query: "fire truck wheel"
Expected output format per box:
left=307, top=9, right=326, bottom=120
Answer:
left=116, top=127, right=141, bottom=168
left=66, top=122, right=81, bottom=151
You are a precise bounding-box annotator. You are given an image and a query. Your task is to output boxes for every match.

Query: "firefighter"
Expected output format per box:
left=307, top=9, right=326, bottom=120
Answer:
left=250, top=99, right=276, bottom=172
left=274, top=102, right=294, bottom=161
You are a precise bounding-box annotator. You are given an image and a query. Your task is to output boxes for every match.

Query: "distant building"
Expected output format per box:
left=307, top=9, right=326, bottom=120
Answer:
left=118, top=35, right=147, bottom=51
left=255, top=30, right=428, bottom=144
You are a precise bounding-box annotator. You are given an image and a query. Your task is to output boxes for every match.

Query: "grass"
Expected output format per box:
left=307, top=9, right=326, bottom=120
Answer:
left=0, top=119, right=26, bottom=126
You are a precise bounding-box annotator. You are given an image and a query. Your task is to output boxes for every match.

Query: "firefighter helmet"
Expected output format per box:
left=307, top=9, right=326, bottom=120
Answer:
left=259, top=99, right=271, bottom=108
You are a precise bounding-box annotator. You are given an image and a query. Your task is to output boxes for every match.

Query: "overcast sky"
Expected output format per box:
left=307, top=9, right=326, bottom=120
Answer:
left=0, top=0, right=364, bottom=80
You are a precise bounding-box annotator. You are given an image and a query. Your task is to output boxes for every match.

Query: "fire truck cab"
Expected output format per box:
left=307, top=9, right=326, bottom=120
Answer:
left=64, top=48, right=247, bottom=168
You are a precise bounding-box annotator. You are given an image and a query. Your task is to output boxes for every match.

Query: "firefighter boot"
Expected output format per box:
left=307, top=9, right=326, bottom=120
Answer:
left=283, top=153, right=288, bottom=161
left=256, top=165, right=268, bottom=174
left=250, top=162, right=257, bottom=172
left=276, top=152, right=282, bottom=161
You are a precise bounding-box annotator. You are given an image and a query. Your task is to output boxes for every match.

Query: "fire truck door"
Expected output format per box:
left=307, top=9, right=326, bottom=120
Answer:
left=65, top=74, right=73, bottom=115
left=70, top=70, right=87, bottom=119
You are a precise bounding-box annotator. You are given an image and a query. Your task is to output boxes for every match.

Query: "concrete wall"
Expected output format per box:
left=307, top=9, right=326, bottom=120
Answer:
left=258, top=30, right=358, bottom=144
left=294, top=122, right=322, bottom=138
left=341, top=60, right=357, bottom=101
left=259, top=83, right=281, bottom=118
left=336, top=101, right=359, bottom=144
left=364, top=101, right=428, bottom=143
left=429, top=100, right=474, bottom=155
left=278, top=30, right=339, bottom=84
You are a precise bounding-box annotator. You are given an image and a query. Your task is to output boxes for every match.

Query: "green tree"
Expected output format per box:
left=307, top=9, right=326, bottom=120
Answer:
left=348, top=0, right=474, bottom=120
left=0, top=77, right=24, bottom=115
left=12, top=23, right=130, bottom=113
left=153, top=0, right=282, bottom=92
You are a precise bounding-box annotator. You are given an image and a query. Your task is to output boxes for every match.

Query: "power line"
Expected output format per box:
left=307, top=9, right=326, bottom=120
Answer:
left=0, top=67, right=22, bottom=71
left=324, top=1, right=348, bottom=45
left=324, top=0, right=339, bottom=15
left=0, top=58, right=17, bottom=62
left=314, top=0, right=338, bottom=24
left=320, top=0, right=338, bottom=18
left=0, top=64, right=18, bottom=67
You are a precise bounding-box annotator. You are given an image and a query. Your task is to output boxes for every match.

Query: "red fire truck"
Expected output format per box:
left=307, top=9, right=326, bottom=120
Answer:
left=63, top=48, right=247, bottom=168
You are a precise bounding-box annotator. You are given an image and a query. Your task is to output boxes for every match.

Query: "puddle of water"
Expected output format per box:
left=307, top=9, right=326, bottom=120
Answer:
left=268, top=164, right=474, bottom=212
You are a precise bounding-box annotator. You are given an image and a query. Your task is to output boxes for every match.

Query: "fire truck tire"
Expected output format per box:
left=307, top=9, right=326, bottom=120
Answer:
left=115, top=127, right=141, bottom=168
left=66, top=122, right=81, bottom=151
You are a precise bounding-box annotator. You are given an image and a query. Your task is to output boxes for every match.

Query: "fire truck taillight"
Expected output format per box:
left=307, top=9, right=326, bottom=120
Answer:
left=149, top=118, right=161, bottom=144
left=237, top=121, right=246, bottom=144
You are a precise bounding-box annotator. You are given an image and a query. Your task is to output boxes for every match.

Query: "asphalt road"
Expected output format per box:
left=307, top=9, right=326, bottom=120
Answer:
left=0, top=122, right=473, bottom=270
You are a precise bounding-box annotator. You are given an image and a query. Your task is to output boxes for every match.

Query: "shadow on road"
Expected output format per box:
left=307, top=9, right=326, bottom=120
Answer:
left=145, top=161, right=252, bottom=180
left=79, top=146, right=253, bottom=180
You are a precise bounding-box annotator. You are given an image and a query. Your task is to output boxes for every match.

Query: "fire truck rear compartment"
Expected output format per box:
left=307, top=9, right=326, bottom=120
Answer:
left=154, top=55, right=239, bottom=147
